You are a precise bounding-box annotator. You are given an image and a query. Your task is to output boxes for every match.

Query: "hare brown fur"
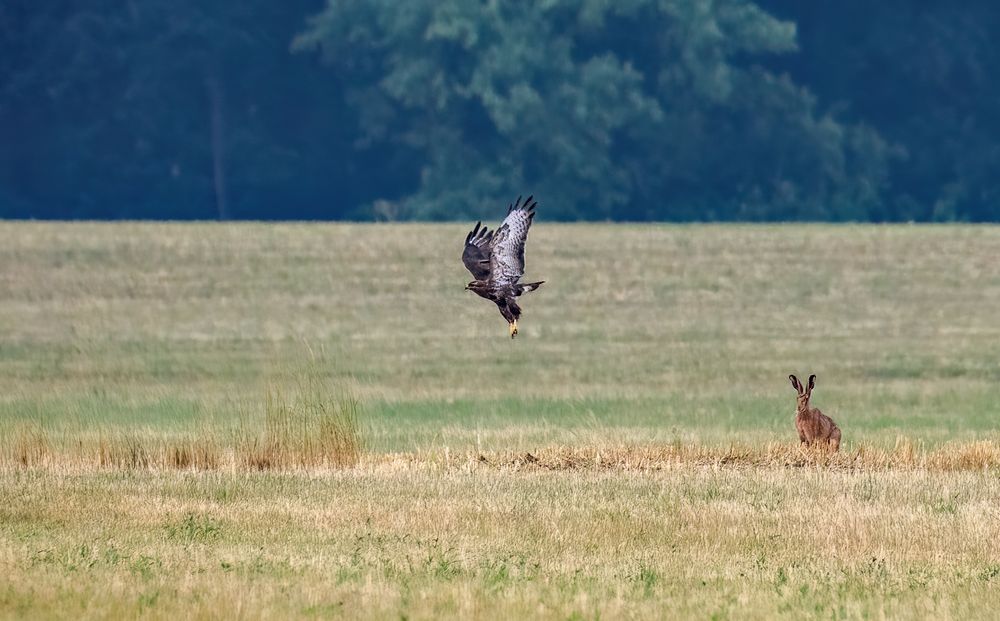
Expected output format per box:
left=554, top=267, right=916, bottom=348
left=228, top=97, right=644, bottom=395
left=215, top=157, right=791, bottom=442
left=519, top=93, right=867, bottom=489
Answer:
left=789, top=374, right=841, bottom=452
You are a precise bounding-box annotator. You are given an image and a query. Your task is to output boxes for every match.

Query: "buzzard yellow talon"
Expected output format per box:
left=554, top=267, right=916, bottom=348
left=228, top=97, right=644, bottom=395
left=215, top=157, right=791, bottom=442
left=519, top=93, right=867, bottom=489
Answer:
left=509, top=320, right=518, bottom=338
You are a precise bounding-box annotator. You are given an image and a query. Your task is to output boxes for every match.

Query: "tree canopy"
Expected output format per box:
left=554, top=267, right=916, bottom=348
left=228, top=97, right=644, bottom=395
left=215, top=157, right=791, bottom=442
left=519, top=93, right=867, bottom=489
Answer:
left=1, top=1, right=997, bottom=221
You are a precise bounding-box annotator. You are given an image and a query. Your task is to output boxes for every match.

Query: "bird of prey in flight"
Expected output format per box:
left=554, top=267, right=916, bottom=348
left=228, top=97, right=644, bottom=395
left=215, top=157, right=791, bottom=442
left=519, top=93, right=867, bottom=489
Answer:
left=462, top=196, right=544, bottom=338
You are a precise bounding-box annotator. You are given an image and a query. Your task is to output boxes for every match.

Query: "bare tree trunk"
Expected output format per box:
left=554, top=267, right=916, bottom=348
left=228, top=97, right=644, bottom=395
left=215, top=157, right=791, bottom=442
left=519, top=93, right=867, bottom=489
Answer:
left=206, top=76, right=229, bottom=220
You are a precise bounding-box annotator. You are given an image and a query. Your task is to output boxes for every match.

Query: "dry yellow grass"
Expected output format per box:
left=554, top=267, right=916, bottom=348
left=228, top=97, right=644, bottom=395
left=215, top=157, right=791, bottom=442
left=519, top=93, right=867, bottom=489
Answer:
left=2, top=378, right=363, bottom=473
left=2, top=459, right=1000, bottom=620
left=7, top=429, right=1000, bottom=475
left=476, top=439, right=1000, bottom=473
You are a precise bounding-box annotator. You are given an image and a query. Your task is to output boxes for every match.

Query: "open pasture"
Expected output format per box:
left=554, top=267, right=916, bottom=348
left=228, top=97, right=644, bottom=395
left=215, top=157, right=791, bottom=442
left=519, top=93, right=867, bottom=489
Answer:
left=2, top=222, right=1000, bottom=619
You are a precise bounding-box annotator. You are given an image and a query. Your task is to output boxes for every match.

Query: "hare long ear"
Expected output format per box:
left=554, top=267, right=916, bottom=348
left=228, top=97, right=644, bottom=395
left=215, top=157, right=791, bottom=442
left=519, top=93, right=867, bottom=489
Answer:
left=807, top=374, right=816, bottom=395
left=789, top=374, right=802, bottom=394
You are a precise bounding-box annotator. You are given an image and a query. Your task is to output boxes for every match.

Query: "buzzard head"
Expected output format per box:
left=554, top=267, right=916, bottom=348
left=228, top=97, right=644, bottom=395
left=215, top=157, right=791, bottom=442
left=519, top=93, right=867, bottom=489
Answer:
left=465, top=280, right=489, bottom=294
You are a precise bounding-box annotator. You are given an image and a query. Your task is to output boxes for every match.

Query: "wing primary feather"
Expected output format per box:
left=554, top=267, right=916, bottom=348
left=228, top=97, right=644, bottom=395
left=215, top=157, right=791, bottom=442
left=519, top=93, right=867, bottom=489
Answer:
left=466, top=221, right=481, bottom=245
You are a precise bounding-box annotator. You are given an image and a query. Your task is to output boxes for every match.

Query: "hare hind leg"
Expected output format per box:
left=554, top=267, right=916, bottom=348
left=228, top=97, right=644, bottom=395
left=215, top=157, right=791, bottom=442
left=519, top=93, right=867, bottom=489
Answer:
left=829, top=427, right=842, bottom=453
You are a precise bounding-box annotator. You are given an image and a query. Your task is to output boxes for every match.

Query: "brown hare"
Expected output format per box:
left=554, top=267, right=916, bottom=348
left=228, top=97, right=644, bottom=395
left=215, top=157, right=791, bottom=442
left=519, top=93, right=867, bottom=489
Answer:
left=789, top=374, right=841, bottom=452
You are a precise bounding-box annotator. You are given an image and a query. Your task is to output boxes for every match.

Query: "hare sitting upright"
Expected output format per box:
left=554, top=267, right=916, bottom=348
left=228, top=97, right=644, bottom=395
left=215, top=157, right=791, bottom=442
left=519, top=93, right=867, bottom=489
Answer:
left=789, top=374, right=841, bottom=452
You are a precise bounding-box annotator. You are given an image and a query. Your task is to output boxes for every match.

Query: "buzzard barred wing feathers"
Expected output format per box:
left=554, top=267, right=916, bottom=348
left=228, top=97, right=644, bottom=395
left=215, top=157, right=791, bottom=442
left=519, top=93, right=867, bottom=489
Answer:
left=489, top=195, right=536, bottom=287
left=462, top=221, right=493, bottom=280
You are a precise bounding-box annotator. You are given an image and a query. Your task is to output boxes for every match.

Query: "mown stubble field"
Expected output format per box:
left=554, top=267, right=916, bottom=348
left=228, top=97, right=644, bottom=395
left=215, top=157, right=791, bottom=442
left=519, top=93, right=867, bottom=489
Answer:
left=2, top=222, right=1000, bottom=619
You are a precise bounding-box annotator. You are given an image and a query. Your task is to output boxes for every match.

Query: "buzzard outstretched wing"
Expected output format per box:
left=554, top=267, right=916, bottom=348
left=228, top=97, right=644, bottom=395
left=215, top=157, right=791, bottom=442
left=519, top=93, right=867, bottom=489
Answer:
left=462, top=221, right=493, bottom=280
left=489, top=195, right=536, bottom=287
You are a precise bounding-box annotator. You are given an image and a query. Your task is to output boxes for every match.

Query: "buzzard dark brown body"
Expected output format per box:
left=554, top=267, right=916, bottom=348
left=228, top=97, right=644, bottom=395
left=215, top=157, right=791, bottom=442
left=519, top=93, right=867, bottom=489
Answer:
left=462, top=196, right=544, bottom=338
left=466, top=281, right=543, bottom=328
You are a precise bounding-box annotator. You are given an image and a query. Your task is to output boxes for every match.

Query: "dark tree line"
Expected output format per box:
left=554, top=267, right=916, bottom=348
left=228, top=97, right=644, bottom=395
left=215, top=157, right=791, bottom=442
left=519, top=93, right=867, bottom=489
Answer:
left=2, top=1, right=998, bottom=221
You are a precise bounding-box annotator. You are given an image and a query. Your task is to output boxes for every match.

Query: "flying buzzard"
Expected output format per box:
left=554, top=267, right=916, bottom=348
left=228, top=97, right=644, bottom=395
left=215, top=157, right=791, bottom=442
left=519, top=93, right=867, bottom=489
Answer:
left=463, top=196, right=544, bottom=338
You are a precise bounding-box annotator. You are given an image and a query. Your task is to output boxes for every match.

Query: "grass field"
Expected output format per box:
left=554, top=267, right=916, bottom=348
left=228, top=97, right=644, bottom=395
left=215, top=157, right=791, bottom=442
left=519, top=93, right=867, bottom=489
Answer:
left=2, top=222, right=1000, bottom=619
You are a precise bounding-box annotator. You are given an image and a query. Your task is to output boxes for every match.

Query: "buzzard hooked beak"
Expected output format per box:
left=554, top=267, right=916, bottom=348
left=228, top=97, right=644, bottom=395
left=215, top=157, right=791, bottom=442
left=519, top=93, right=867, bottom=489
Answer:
left=509, top=319, right=518, bottom=338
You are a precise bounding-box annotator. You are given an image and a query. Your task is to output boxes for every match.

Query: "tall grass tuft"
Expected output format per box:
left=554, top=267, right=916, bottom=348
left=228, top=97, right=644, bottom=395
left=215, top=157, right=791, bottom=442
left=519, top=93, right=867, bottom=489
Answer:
left=1, top=379, right=364, bottom=471
left=167, top=433, right=221, bottom=470
left=239, top=378, right=364, bottom=470
left=97, top=432, right=151, bottom=470
left=5, top=421, right=51, bottom=468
